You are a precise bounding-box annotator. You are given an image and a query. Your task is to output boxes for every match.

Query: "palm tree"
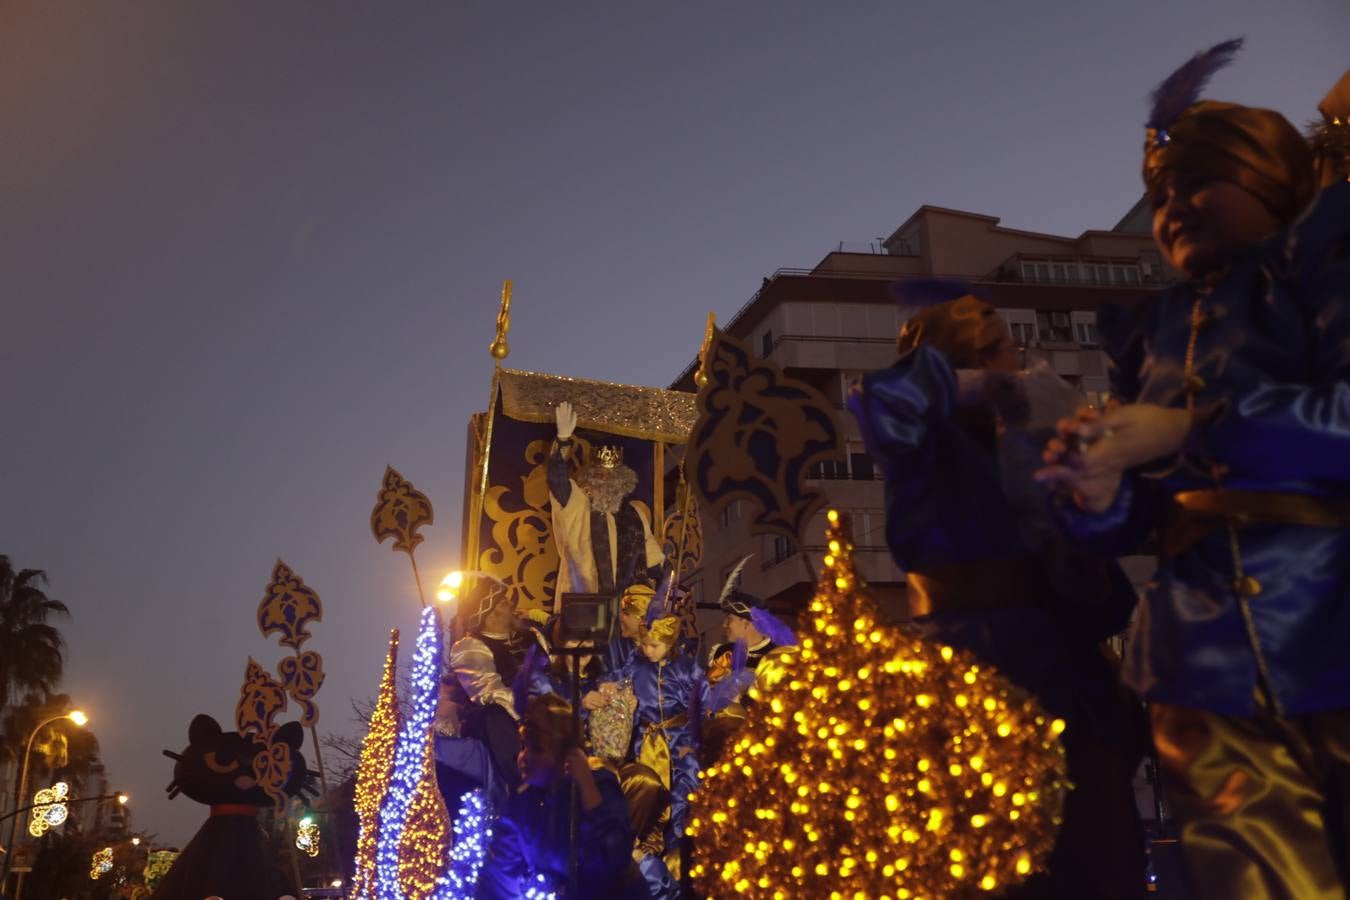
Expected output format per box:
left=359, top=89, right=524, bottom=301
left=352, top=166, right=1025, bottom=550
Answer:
left=0, top=556, right=70, bottom=715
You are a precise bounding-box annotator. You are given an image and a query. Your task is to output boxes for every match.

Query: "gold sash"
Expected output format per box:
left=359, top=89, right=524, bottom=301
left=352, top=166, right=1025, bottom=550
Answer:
left=637, top=713, right=687, bottom=789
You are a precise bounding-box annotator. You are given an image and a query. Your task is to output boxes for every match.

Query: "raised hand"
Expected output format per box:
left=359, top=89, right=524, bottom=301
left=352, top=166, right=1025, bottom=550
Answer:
left=556, top=400, right=577, bottom=440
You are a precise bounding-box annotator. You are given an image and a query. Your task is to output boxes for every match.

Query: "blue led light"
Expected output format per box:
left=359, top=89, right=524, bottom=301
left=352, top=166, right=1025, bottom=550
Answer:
left=374, top=606, right=445, bottom=898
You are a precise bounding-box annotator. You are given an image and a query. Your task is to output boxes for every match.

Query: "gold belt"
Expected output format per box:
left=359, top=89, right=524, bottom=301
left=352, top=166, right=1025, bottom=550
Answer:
left=1160, top=489, right=1350, bottom=558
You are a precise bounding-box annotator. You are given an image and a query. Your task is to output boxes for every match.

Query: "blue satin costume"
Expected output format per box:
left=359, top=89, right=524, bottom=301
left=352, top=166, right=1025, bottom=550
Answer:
left=630, top=652, right=706, bottom=848
left=476, top=767, right=649, bottom=900
left=1057, top=182, right=1350, bottom=717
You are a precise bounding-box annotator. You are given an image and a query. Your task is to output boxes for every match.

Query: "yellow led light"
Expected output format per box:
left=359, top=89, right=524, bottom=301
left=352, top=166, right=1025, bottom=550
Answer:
left=688, top=513, right=1066, bottom=899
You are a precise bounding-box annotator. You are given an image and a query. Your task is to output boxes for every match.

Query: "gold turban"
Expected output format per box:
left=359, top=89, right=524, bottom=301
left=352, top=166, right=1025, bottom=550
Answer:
left=641, top=615, right=681, bottom=646
left=896, top=294, right=1006, bottom=369
left=621, top=584, right=656, bottom=618
left=1144, top=100, right=1314, bottom=225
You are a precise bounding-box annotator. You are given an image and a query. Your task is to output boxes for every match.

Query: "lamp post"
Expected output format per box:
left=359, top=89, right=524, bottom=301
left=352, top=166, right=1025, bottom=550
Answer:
left=0, top=709, right=87, bottom=890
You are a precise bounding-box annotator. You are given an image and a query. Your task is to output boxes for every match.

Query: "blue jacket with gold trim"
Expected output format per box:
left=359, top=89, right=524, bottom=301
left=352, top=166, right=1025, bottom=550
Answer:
left=1058, top=182, right=1350, bottom=716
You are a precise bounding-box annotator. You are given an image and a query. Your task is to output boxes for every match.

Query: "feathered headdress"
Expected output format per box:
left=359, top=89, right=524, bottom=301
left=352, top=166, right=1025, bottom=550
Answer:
left=1145, top=38, right=1243, bottom=143
left=750, top=607, right=798, bottom=648
left=718, top=556, right=759, bottom=618
left=642, top=570, right=682, bottom=646
left=890, top=277, right=988, bottom=309
left=1140, top=38, right=1313, bottom=226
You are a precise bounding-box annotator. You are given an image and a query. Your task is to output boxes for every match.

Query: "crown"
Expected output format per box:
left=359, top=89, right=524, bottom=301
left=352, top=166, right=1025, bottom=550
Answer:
left=596, top=445, right=623, bottom=469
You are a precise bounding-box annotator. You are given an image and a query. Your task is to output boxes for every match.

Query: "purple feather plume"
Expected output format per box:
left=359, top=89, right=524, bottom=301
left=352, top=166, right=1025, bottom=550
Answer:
left=512, top=644, right=545, bottom=718
left=645, top=570, right=675, bottom=627
left=1146, top=38, right=1244, bottom=132
left=750, top=607, right=798, bottom=647
left=688, top=678, right=704, bottom=748
left=730, top=638, right=748, bottom=673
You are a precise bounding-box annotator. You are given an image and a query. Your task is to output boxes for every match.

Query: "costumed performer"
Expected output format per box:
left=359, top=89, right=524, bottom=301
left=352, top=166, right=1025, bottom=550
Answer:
left=476, top=693, right=651, bottom=900
left=630, top=594, right=706, bottom=860
left=1037, top=43, right=1350, bottom=899
left=450, top=573, right=550, bottom=792
left=849, top=277, right=1147, bottom=898
left=549, top=400, right=665, bottom=610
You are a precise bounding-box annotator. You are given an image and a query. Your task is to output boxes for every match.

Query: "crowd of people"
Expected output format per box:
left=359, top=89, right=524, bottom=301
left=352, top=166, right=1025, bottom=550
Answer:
left=429, top=41, right=1349, bottom=900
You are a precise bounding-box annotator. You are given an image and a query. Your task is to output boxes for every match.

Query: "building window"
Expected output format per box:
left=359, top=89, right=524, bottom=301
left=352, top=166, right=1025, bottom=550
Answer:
left=850, top=452, right=876, bottom=480
left=761, top=330, right=774, bottom=357
left=1010, top=322, right=1036, bottom=346
left=1075, top=321, right=1099, bottom=345
left=719, top=500, right=741, bottom=528
left=772, top=535, right=796, bottom=564
left=1036, top=311, right=1073, bottom=342
left=809, top=459, right=849, bottom=480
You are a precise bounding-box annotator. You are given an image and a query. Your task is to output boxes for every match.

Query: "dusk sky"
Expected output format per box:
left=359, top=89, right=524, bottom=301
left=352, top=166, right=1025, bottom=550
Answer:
left=3, top=1, right=1346, bottom=845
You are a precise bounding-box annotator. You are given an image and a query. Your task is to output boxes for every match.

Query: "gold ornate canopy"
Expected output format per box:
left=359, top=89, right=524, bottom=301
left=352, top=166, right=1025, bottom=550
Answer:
left=497, top=368, right=698, bottom=443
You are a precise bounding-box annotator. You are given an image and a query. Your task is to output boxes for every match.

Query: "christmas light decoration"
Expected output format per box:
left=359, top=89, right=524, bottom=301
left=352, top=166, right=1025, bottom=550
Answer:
left=374, top=606, right=449, bottom=899
left=689, top=510, right=1068, bottom=899
left=352, top=629, right=400, bottom=898
left=297, top=816, right=321, bottom=858
left=90, top=846, right=113, bottom=879
left=28, top=781, right=69, bottom=837
left=434, top=788, right=493, bottom=899
left=523, top=873, right=558, bottom=900
left=397, top=729, right=453, bottom=898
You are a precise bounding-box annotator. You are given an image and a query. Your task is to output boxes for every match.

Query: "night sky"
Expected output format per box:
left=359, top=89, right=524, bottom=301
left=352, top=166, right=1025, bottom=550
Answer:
left=3, top=1, right=1346, bottom=845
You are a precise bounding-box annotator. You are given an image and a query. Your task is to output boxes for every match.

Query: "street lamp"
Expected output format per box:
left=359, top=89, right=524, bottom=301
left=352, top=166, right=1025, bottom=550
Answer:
left=1, top=709, right=88, bottom=888
left=437, top=570, right=464, bottom=604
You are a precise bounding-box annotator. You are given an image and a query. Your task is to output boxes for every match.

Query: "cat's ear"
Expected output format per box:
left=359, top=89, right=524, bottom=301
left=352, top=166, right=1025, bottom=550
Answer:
left=273, top=720, right=304, bottom=751
left=188, top=714, right=222, bottom=745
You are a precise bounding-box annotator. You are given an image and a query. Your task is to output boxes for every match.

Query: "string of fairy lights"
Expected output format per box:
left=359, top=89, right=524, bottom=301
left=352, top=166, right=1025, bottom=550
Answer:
left=353, top=629, right=400, bottom=897
left=373, top=607, right=445, bottom=898
left=688, top=510, right=1069, bottom=898
left=356, top=608, right=495, bottom=900
left=436, top=789, right=493, bottom=898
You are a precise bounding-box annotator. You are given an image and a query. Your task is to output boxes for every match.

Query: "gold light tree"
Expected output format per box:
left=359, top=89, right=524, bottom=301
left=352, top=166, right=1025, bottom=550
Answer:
left=352, top=629, right=400, bottom=898
left=689, top=511, right=1069, bottom=899
left=396, top=729, right=454, bottom=898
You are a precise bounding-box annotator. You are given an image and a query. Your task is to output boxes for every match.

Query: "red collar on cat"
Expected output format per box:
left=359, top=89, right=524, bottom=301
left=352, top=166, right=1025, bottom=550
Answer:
left=210, top=803, right=259, bottom=817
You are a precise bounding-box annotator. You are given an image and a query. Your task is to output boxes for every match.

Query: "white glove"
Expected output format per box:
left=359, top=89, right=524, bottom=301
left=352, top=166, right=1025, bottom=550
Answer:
left=556, top=400, right=577, bottom=441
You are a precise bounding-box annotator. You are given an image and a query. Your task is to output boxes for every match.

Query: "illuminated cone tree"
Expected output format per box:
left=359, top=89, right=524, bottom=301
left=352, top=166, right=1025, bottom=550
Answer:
left=352, top=629, right=400, bottom=899
left=689, top=511, right=1069, bottom=899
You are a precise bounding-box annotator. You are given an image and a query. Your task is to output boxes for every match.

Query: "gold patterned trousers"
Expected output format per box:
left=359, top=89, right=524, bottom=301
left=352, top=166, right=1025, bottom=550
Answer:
left=1152, top=700, right=1350, bottom=899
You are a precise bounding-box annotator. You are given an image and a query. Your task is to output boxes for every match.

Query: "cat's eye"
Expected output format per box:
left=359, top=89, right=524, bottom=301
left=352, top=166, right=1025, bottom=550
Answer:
left=204, top=752, right=239, bottom=774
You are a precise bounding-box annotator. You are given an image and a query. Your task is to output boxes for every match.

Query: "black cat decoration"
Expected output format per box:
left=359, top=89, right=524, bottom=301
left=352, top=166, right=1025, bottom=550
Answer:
left=151, top=714, right=315, bottom=900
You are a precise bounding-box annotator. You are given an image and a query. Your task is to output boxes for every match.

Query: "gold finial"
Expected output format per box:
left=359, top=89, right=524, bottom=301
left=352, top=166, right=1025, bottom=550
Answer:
left=489, top=279, right=512, bottom=361
left=694, top=311, right=716, bottom=388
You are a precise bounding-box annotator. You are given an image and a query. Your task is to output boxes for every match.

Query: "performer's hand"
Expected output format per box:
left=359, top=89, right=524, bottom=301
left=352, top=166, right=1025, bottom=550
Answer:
left=1036, top=403, right=1191, bottom=511
left=1036, top=406, right=1123, bottom=513
left=564, top=747, right=603, bottom=811
left=581, top=690, right=606, bottom=710
left=556, top=401, right=577, bottom=440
